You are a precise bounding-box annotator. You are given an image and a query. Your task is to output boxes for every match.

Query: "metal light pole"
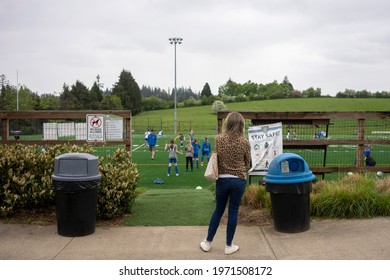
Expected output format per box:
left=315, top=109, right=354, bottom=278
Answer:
left=169, top=37, right=183, bottom=134
left=16, top=70, right=19, bottom=111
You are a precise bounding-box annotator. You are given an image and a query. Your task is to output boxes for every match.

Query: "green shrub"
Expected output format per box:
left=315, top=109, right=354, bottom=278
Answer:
left=0, top=144, right=92, bottom=216
left=183, top=96, right=198, bottom=107
left=211, top=100, right=227, bottom=114
left=234, top=94, right=248, bottom=102
left=98, top=148, right=140, bottom=219
left=244, top=174, right=390, bottom=219
left=0, top=144, right=140, bottom=219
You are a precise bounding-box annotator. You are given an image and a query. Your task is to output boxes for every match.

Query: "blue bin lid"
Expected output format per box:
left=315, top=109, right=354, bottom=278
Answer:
left=264, top=153, right=315, bottom=184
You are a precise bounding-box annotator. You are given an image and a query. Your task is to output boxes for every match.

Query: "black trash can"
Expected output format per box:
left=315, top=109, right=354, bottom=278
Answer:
left=264, top=153, right=315, bottom=233
left=52, top=153, right=101, bottom=237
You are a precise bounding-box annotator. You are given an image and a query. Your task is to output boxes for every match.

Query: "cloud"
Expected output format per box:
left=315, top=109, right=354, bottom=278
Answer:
left=1, top=0, right=389, bottom=95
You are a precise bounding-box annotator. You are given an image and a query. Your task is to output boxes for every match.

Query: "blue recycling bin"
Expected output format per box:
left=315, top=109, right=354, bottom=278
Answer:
left=52, top=153, right=101, bottom=237
left=264, top=153, right=315, bottom=233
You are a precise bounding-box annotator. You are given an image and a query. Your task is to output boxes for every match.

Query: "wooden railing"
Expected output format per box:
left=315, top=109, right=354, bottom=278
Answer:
left=217, top=111, right=390, bottom=175
left=0, top=110, right=132, bottom=151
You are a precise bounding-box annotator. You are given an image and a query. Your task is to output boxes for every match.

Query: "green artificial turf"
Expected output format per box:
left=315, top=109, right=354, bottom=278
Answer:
left=123, top=189, right=215, bottom=226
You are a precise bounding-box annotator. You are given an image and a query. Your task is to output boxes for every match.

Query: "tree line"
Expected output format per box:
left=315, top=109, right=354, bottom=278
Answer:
left=1, top=72, right=389, bottom=114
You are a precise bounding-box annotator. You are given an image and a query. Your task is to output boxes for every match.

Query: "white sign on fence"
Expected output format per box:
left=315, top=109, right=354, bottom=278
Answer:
left=87, top=115, right=105, bottom=142
left=105, top=114, right=124, bottom=140
left=248, top=122, right=283, bottom=172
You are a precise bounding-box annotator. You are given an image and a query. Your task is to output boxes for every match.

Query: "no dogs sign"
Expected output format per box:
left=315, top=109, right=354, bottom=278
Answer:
left=87, top=114, right=105, bottom=141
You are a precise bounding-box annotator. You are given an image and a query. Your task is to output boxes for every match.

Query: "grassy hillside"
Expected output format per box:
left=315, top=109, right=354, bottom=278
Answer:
left=220, top=98, right=390, bottom=111
left=133, top=98, right=390, bottom=135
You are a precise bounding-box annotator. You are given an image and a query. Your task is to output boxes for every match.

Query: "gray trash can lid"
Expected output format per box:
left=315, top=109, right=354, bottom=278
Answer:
left=264, top=153, right=315, bottom=184
left=52, top=152, right=101, bottom=181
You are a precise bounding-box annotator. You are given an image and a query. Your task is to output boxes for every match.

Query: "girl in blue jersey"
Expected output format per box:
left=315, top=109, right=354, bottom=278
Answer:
left=192, top=139, right=200, bottom=168
left=201, top=137, right=212, bottom=166
left=147, top=129, right=157, bottom=160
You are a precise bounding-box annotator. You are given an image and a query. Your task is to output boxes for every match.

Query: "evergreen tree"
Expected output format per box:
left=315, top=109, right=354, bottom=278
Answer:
left=101, top=95, right=123, bottom=110
left=201, top=83, right=212, bottom=98
left=141, top=85, right=171, bottom=101
left=0, top=74, right=16, bottom=110
left=90, top=81, right=103, bottom=110
left=70, top=80, right=90, bottom=110
left=59, top=84, right=77, bottom=110
left=282, top=76, right=294, bottom=90
left=173, top=87, right=200, bottom=102
left=0, top=84, right=16, bottom=110
left=279, top=76, right=294, bottom=98
left=112, top=70, right=142, bottom=114
left=40, top=94, right=59, bottom=110
left=18, top=86, right=40, bottom=110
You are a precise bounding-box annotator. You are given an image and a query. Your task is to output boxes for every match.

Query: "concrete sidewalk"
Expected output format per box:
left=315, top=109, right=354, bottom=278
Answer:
left=1, top=217, right=390, bottom=260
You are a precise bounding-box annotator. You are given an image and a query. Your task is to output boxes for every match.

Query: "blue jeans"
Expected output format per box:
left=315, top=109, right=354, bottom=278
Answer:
left=206, top=177, right=246, bottom=246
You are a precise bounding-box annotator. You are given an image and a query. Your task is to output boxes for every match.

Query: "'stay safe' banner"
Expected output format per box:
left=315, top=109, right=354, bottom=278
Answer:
left=248, top=122, right=283, bottom=172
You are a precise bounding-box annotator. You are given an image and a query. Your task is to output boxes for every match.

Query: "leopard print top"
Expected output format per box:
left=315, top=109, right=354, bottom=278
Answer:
left=215, top=133, right=251, bottom=180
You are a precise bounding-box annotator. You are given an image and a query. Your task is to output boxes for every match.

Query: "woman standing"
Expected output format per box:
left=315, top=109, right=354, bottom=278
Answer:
left=165, top=139, right=183, bottom=176
left=200, top=111, right=251, bottom=255
left=185, top=140, right=194, bottom=172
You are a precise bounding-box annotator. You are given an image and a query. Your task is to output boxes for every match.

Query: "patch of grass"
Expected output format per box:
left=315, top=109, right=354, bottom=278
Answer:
left=123, top=189, right=215, bottom=226
left=135, top=187, right=148, bottom=196
left=241, top=174, right=390, bottom=220
left=122, top=138, right=217, bottom=226
left=376, top=176, right=390, bottom=193
left=311, top=174, right=390, bottom=218
left=242, top=184, right=271, bottom=209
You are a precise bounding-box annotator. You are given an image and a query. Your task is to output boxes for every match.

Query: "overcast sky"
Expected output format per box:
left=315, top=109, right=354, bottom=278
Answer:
left=1, top=0, right=389, bottom=96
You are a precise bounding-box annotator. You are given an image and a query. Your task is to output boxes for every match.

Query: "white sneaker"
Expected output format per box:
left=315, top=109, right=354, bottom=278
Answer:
left=167, top=174, right=170, bottom=176
left=225, top=244, right=239, bottom=255
left=200, top=239, right=211, bottom=252
left=176, top=173, right=179, bottom=176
